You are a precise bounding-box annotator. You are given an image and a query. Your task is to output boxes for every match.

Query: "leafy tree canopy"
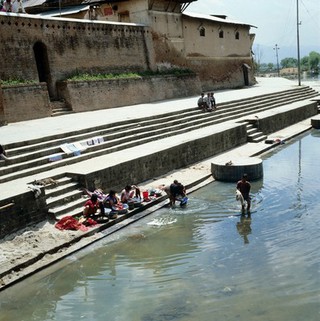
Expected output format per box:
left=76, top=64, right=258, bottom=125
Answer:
left=280, top=57, right=298, bottom=68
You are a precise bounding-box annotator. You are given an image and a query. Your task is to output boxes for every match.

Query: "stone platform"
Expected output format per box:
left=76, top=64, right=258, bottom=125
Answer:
left=211, top=157, right=263, bottom=182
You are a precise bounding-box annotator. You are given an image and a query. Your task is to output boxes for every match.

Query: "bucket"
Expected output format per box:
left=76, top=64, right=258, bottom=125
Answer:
left=142, top=190, right=149, bottom=200
left=128, top=201, right=134, bottom=210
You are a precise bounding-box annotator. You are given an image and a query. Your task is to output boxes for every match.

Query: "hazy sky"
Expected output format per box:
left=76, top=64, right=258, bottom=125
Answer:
left=186, top=0, right=320, bottom=63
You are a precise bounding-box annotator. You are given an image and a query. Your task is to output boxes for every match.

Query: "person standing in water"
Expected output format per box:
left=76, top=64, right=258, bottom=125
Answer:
left=236, top=174, right=251, bottom=212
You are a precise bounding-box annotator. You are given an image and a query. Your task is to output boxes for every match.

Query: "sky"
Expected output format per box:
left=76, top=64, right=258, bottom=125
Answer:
left=186, top=0, right=320, bottom=64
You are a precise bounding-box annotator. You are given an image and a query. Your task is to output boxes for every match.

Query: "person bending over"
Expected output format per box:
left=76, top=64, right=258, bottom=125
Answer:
left=83, top=193, right=100, bottom=217
left=236, top=174, right=251, bottom=212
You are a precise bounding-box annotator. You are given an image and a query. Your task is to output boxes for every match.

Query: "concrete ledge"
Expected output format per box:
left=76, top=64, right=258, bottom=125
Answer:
left=311, top=115, right=320, bottom=129
left=211, top=157, right=263, bottom=182
left=245, top=100, right=318, bottom=134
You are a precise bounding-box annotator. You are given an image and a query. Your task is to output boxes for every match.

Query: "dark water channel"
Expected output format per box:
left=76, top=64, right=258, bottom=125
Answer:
left=1, top=130, right=320, bottom=321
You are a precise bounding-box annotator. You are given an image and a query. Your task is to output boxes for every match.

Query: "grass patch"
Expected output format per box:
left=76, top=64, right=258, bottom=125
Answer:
left=67, top=68, right=194, bottom=81
left=0, top=79, right=37, bottom=86
left=68, top=72, right=141, bottom=81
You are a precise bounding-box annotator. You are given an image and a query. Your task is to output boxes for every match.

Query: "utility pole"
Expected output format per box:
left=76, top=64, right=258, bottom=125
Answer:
left=273, top=44, right=280, bottom=77
left=296, top=0, right=301, bottom=85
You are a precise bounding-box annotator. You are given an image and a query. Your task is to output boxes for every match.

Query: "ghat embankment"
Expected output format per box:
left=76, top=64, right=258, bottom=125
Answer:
left=0, top=77, right=319, bottom=291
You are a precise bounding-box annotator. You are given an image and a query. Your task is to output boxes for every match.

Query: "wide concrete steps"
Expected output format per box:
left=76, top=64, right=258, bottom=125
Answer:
left=0, top=86, right=318, bottom=185
left=39, top=175, right=84, bottom=220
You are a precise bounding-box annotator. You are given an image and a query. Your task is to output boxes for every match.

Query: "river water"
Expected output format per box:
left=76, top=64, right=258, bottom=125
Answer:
left=0, top=129, right=319, bottom=321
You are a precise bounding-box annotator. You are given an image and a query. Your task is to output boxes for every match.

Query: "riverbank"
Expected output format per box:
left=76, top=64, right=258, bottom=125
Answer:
left=0, top=114, right=314, bottom=291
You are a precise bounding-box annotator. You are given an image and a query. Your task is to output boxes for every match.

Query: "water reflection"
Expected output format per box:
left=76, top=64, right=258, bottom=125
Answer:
left=236, top=213, right=252, bottom=244
left=0, top=130, right=320, bottom=321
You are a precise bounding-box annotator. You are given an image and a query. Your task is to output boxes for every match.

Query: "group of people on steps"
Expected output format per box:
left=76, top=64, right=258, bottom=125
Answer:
left=197, top=92, right=217, bottom=112
left=83, top=185, right=141, bottom=220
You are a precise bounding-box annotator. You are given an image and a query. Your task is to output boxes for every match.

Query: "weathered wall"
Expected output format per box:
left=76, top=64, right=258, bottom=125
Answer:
left=57, top=74, right=201, bottom=112
left=0, top=86, right=4, bottom=126
left=150, top=13, right=255, bottom=90
left=152, top=32, right=255, bottom=90
left=0, top=74, right=200, bottom=124
left=182, top=16, right=252, bottom=58
left=186, top=57, right=255, bottom=90
left=1, top=83, right=51, bottom=123
left=149, top=11, right=183, bottom=38
left=72, top=123, right=247, bottom=192
left=249, top=102, right=318, bottom=134
left=0, top=190, right=47, bottom=238
left=0, top=13, right=156, bottom=99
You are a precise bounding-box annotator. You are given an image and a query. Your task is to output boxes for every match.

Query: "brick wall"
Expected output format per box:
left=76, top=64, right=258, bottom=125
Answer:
left=0, top=14, right=155, bottom=99
left=57, top=74, right=202, bottom=112
left=0, top=190, right=47, bottom=238
left=72, top=123, right=247, bottom=192
left=1, top=83, right=51, bottom=123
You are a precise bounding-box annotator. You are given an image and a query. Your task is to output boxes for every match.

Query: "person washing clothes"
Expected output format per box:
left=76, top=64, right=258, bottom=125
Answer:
left=236, top=174, right=251, bottom=212
left=120, top=185, right=141, bottom=203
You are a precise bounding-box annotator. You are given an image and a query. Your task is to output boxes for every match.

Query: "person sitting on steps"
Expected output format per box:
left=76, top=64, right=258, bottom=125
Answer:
left=197, top=92, right=207, bottom=111
left=0, top=144, right=10, bottom=163
left=210, top=92, right=217, bottom=110
left=83, top=193, right=101, bottom=217
left=120, top=185, right=141, bottom=203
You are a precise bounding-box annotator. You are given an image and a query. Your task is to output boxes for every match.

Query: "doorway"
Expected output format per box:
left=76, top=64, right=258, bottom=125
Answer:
left=242, top=63, right=250, bottom=86
left=33, top=41, right=54, bottom=98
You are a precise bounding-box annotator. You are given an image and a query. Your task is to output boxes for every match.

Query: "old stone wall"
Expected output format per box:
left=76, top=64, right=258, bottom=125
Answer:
left=1, top=83, right=51, bottom=123
left=0, top=190, right=47, bottom=238
left=72, top=123, right=247, bottom=192
left=0, top=13, right=155, bottom=99
left=57, top=74, right=202, bottom=112
left=186, top=57, right=255, bottom=90
left=152, top=34, right=255, bottom=90
left=0, top=86, right=4, bottom=126
left=0, top=74, right=200, bottom=123
left=253, top=102, right=318, bottom=134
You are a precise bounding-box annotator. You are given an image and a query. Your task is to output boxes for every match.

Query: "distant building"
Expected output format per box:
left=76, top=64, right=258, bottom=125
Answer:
left=280, top=67, right=298, bottom=75
left=22, top=0, right=257, bottom=89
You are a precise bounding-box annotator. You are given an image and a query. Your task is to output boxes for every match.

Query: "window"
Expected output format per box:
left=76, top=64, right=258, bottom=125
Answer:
left=200, top=26, right=205, bottom=37
left=219, top=30, right=224, bottom=38
left=235, top=31, right=239, bottom=40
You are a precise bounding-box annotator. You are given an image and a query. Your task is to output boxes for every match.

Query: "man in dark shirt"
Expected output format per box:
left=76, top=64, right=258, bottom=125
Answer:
left=236, top=174, right=251, bottom=212
left=170, top=180, right=186, bottom=206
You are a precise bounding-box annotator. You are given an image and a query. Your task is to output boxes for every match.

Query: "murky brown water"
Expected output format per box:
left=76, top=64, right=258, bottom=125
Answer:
left=0, top=130, right=319, bottom=321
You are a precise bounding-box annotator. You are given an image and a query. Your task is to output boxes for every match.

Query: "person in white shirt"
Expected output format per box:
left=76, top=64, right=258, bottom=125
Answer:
left=120, top=185, right=141, bottom=203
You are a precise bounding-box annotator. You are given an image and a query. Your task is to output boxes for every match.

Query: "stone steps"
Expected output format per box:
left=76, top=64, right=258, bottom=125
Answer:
left=26, top=85, right=318, bottom=220
left=0, top=86, right=318, bottom=182
left=1, top=85, right=318, bottom=223
left=246, top=123, right=268, bottom=143
left=50, top=100, right=74, bottom=117
left=0, top=86, right=318, bottom=186
left=43, top=176, right=85, bottom=220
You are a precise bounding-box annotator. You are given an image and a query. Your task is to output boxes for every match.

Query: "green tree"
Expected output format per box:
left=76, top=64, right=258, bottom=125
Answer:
left=280, top=57, right=298, bottom=68
left=300, top=56, right=309, bottom=71
left=267, top=63, right=274, bottom=71
left=308, top=51, right=320, bottom=73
